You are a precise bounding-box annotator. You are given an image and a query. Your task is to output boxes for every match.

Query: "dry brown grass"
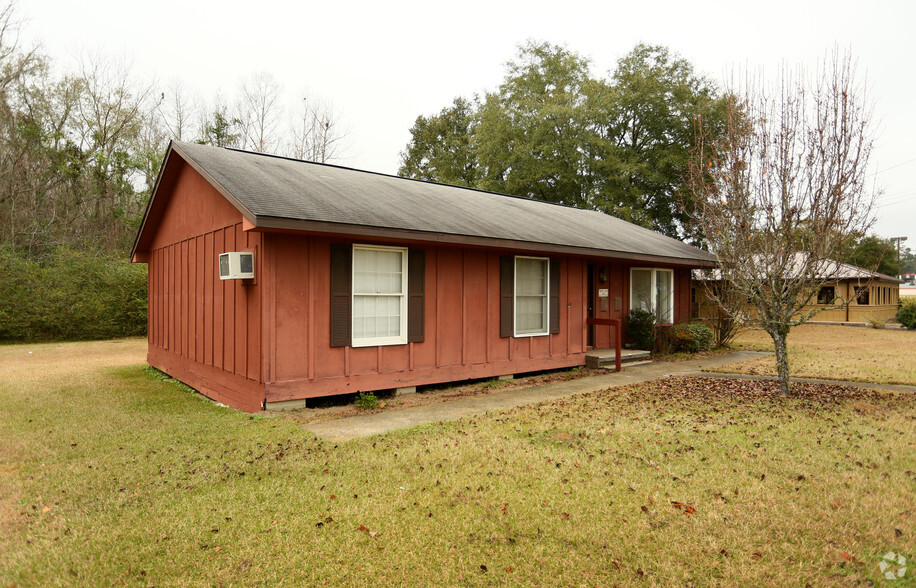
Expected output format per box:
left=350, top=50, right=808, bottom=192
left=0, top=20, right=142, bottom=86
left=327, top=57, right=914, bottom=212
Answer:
left=0, top=338, right=146, bottom=381
left=722, top=323, right=916, bottom=386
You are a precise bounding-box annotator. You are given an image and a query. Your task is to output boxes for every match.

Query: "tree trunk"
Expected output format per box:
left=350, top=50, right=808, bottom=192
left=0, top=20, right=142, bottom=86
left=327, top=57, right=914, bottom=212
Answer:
left=769, top=327, right=791, bottom=397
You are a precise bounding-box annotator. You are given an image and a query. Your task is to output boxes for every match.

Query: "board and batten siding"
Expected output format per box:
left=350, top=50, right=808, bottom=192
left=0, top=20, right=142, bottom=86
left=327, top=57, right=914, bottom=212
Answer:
left=145, top=161, right=265, bottom=411
left=263, top=234, right=587, bottom=404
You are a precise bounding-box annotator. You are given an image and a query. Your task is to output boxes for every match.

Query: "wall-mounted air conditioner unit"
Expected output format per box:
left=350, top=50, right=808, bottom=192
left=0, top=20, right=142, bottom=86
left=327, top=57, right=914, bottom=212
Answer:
left=219, top=252, right=254, bottom=280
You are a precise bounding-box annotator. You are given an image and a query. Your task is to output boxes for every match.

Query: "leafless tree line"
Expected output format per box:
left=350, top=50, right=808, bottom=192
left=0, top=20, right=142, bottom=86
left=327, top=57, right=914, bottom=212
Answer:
left=158, top=73, right=347, bottom=163
left=0, top=3, right=347, bottom=259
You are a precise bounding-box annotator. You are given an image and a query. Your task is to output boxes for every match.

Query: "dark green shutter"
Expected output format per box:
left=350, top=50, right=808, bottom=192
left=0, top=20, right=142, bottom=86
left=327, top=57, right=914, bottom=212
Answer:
left=407, top=249, right=425, bottom=343
left=549, top=257, right=560, bottom=334
left=329, top=244, right=351, bottom=347
left=500, top=255, right=514, bottom=338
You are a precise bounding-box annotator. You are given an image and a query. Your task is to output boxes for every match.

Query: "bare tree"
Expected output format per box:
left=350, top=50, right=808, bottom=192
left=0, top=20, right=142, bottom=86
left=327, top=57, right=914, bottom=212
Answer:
left=0, top=2, right=46, bottom=251
left=287, top=92, right=347, bottom=163
left=688, top=52, right=877, bottom=396
left=236, top=71, right=282, bottom=153
left=74, top=52, right=154, bottom=251
left=134, top=106, right=169, bottom=196
left=157, top=79, right=200, bottom=141
left=693, top=276, right=744, bottom=348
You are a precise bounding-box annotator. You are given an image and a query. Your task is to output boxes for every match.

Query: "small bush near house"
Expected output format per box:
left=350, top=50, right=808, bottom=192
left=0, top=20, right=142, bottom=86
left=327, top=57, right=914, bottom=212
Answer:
left=896, top=298, right=916, bottom=330
left=625, top=309, right=657, bottom=350
left=354, top=391, right=380, bottom=410
left=669, top=323, right=714, bottom=353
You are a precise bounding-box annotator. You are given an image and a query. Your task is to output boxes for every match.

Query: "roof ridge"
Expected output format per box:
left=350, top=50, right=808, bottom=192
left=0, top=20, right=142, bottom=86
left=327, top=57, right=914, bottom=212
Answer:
left=175, top=140, right=600, bottom=215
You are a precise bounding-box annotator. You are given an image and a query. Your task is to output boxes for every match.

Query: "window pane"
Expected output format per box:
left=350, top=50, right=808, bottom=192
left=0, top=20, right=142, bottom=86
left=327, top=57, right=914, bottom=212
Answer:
left=516, top=258, right=547, bottom=296
left=353, top=294, right=401, bottom=338
left=515, top=258, right=548, bottom=335
left=631, top=269, right=652, bottom=312
left=354, top=248, right=403, bottom=294
left=516, top=295, right=547, bottom=333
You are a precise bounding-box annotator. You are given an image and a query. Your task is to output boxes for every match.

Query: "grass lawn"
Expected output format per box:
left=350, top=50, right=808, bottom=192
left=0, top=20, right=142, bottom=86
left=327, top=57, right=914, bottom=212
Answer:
left=721, top=323, right=916, bottom=386
left=1, top=338, right=914, bottom=586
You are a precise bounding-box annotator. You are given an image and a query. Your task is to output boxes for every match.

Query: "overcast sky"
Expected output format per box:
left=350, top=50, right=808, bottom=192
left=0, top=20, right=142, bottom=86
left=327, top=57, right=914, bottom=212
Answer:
left=17, top=0, right=916, bottom=251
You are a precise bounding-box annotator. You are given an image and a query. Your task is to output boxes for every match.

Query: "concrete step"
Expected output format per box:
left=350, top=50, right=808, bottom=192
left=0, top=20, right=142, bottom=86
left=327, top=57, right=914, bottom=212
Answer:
left=585, top=349, right=651, bottom=369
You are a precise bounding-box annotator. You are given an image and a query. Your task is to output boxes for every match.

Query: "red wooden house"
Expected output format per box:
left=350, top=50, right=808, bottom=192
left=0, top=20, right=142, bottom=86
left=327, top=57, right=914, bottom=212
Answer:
left=131, top=141, right=716, bottom=412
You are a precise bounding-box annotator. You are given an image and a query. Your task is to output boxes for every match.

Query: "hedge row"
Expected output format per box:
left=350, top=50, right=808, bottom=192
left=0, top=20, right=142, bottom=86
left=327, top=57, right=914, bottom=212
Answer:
left=0, top=248, right=147, bottom=341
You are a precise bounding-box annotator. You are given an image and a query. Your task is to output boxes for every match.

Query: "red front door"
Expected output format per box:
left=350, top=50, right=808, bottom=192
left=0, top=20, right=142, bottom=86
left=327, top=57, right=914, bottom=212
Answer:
left=590, top=262, right=624, bottom=349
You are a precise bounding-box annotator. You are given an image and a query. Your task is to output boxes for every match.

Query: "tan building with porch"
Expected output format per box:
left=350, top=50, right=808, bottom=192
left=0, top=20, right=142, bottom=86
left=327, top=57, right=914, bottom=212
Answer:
left=692, top=259, right=903, bottom=325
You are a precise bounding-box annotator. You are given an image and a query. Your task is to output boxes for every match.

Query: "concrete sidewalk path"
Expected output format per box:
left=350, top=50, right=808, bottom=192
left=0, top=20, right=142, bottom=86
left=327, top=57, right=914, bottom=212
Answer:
left=302, top=351, right=769, bottom=442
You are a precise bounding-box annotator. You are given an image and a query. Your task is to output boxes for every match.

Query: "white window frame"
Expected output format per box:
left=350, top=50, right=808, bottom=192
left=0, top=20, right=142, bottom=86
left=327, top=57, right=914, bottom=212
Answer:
left=351, top=244, right=408, bottom=347
left=514, top=255, right=550, bottom=338
left=630, top=268, right=675, bottom=324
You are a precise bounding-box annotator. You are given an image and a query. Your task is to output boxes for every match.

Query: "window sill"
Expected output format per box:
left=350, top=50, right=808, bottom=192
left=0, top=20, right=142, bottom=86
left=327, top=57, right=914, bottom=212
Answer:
left=351, top=338, right=408, bottom=348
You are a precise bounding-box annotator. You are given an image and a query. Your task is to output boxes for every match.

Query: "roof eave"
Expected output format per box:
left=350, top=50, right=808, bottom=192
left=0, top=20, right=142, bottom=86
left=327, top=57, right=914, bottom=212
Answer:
left=248, top=215, right=718, bottom=268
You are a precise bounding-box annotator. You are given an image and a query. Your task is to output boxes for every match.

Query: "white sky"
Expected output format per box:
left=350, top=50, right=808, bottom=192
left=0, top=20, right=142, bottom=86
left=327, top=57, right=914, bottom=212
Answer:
left=17, top=0, right=916, bottom=251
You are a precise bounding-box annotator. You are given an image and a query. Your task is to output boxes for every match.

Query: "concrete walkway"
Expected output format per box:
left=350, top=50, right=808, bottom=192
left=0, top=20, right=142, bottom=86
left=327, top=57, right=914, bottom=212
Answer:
left=302, top=351, right=772, bottom=441
left=302, top=351, right=916, bottom=441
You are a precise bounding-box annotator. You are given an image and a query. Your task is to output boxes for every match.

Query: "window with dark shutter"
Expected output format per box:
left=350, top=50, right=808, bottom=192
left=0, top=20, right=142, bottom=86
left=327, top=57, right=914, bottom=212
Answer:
left=332, top=243, right=424, bottom=348
left=500, top=255, right=558, bottom=338
left=514, top=256, right=550, bottom=336
left=329, top=244, right=352, bottom=347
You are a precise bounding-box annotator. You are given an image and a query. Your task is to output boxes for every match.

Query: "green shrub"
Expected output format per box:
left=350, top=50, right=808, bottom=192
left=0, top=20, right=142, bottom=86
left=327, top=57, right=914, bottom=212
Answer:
left=354, top=391, right=380, bottom=410
left=0, top=247, right=147, bottom=341
left=896, top=299, right=916, bottom=330
left=669, top=323, right=714, bottom=353
left=626, top=309, right=657, bottom=350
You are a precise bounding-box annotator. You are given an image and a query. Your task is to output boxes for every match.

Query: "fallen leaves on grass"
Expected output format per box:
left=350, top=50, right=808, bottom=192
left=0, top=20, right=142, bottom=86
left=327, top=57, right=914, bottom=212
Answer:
left=631, top=376, right=887, bottom=406
left=671, top=502, right=696, bottom=517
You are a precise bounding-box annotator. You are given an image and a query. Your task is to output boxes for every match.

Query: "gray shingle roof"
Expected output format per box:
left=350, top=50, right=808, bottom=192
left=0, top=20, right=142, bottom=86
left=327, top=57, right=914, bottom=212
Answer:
left=152, top=141, right=715, bottom=265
